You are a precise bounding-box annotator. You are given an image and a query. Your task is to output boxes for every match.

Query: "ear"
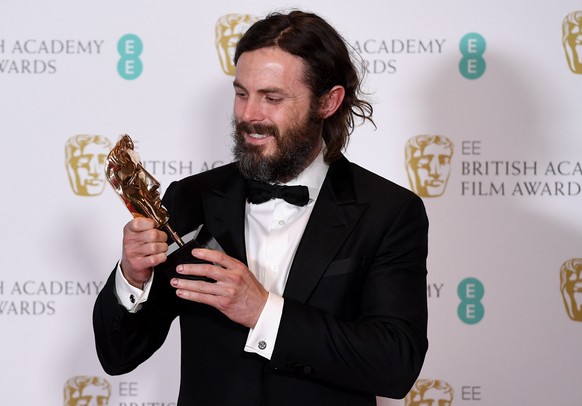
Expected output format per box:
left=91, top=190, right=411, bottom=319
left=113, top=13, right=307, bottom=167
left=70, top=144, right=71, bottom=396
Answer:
left=319, top=85, right=345, bottom=119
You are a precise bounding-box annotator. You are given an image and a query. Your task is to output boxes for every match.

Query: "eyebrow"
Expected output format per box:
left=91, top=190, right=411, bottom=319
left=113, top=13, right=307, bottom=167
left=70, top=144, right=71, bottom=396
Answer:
left=232, top=80, right=287, bottom=96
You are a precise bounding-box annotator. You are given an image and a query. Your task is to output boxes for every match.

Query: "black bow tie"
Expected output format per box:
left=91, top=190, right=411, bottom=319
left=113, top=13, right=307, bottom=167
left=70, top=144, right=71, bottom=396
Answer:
left=246, top=179, right=310, bottom=206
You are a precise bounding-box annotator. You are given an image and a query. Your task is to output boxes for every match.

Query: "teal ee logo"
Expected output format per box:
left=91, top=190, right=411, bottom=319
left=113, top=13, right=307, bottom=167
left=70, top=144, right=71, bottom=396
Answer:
left=117, top=34, right=143, bottom=80
left=459, top=33, right=486, bottom=79
left=457, top=277, right=485, bottom=324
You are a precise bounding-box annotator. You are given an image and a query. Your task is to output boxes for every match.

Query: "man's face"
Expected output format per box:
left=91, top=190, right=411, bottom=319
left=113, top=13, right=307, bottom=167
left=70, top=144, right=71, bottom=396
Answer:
left=232, top=47, right=323, bottom=183
left=69, top=384, right=109, bottom=406
left=67, top=142, right=109, bottom=196
left=408, top=387, right=452, bottom=406
left=408, top=143, right=452, bottom=197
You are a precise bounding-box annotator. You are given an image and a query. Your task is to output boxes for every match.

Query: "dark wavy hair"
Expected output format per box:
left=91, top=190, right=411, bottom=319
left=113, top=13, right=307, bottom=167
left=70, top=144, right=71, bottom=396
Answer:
left=234, top=10, right=374, bottom=163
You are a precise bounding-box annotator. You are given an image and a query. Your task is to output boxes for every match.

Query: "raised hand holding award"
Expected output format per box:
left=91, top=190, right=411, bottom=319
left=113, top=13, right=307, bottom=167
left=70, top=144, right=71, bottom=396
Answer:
left=105, top=134, right=218, bottom=281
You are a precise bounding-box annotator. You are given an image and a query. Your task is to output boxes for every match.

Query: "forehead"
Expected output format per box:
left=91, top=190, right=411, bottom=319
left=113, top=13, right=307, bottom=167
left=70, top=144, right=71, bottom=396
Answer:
left=234, top=47, right=309, bottom=92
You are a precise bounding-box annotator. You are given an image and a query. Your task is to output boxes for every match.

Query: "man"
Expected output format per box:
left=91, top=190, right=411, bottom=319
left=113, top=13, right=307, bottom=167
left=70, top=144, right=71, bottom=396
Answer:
left=93, top=10, right=428, bottom=405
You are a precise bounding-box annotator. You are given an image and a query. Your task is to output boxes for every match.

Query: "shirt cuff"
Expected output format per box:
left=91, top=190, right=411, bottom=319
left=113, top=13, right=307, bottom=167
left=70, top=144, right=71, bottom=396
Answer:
left=114, top=261, right=154, bottom=313
left=244, top=293, right=284, bottom=360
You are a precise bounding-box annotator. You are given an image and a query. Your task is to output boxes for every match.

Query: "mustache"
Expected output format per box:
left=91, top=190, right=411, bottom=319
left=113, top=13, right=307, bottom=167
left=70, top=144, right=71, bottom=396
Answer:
left=236, top=121, right=280, bottom=138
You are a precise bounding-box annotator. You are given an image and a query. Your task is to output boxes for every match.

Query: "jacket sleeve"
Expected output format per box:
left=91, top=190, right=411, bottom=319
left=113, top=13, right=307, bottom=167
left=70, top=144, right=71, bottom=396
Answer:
left=92, top=265, right=179, bottom=375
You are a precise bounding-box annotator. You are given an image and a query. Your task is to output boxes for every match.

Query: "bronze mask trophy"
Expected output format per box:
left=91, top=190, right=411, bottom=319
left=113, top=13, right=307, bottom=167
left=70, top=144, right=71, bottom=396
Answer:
left=105, top=134, right=216, bottom=281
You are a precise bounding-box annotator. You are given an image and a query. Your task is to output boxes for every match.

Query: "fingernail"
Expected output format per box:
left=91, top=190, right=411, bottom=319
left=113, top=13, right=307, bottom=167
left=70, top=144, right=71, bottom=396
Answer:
left=176, top=265, right=183, bottom=273
left=171, top=278, right=178, bottom=287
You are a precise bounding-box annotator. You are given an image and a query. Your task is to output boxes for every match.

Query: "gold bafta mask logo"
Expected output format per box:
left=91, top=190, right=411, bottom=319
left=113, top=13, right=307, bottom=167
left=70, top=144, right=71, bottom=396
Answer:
left=63, top=376, right=111, bottom=406
left=562, top=11, right=582, bottom=74
left=215, top=13, right=258, bottom=75
left=560, top=258, right=582, bottom=321
left=65, top=135, right=112, bottom=196
left=405, top=379, right=454, bottom=406
left=405, top=135, right=454, bottom=197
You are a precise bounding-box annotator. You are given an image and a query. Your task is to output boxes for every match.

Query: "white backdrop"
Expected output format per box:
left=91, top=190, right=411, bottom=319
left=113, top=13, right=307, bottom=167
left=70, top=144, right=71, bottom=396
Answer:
left=1, top=1, right=581, bottom=405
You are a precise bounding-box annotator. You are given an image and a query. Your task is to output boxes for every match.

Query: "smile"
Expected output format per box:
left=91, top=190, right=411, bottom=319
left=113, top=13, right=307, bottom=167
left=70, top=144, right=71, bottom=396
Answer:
left=248, top=133, right=270, bottom=140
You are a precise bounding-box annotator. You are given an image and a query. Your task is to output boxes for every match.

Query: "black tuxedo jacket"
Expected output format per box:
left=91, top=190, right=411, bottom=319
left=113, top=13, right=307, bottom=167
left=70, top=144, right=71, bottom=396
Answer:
left=93, top=156, right=429, bottom=405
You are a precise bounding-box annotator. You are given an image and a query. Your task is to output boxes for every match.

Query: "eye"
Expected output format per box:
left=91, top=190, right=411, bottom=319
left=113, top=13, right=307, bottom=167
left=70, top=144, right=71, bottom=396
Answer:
left=233, top=86, right=247, bottom=99
left=265, top=95, right=283, bottom=104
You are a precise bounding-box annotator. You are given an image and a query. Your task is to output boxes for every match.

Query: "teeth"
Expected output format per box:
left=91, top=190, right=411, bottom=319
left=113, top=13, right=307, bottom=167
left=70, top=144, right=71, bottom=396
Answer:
left=249, top=133, right=268, bottom=139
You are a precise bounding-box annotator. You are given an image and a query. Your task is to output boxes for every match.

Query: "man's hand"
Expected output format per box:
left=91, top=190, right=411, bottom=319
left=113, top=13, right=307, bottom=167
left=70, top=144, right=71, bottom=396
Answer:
left=121, top=217, right=168, bottom=288
left=170, top=249, right=268, bottom=328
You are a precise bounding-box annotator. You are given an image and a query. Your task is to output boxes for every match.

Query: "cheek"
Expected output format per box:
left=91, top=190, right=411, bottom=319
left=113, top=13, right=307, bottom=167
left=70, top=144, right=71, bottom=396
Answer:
left=232, top=101, right=244, bottom=121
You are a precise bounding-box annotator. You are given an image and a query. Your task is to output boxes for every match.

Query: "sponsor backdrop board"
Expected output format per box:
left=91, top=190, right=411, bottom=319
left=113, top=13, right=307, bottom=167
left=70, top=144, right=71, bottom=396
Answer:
left=1, top=1, right=581, bottom=405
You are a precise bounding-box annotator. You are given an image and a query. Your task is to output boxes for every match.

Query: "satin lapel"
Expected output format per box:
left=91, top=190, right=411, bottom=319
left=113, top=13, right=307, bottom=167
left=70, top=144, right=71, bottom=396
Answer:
left=201, top=174, right=248, bottom=265
left=283, top=157, right=368, bottom=302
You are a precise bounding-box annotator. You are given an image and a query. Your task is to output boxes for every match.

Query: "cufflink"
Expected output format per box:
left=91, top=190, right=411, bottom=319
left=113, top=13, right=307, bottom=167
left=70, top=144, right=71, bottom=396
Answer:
left=258, top=341, right=267, bottom=350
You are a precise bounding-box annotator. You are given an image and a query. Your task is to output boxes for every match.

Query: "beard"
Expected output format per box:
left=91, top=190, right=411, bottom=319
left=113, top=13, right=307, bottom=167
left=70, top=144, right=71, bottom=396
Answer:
left=232, top=109, right=323, bottom=183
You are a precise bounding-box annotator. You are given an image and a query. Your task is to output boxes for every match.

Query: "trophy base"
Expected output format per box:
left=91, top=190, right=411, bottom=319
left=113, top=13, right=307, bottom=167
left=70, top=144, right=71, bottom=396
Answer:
left=155, top=224, right=218, bottom=283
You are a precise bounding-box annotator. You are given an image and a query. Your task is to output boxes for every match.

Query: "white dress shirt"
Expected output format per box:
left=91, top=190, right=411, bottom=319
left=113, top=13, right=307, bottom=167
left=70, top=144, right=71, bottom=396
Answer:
left=115, top=149, right=329, bottom=360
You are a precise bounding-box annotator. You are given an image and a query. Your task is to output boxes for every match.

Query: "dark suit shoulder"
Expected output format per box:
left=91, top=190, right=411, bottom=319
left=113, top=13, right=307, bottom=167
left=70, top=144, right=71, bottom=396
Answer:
left=353, top=163, right=418, bottom=200
left=330, top=156, right=421, bottom=208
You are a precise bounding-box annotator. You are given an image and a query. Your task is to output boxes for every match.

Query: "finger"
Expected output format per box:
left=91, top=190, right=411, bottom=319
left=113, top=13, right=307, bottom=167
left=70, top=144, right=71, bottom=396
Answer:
left=133, top=241, right=168, bottom=257
left=131, top=252, right=168, bottom=269
left=124, top=228, right=167, bottom=246
left=176, top=262, right=226, bottom=282
left=173, top=287, right=223, bottom=308
left=126, top=217, right=157, bottom=232
left=171, top=277, right=223, bottom=295
left=191, top=248, right=239, bottom=270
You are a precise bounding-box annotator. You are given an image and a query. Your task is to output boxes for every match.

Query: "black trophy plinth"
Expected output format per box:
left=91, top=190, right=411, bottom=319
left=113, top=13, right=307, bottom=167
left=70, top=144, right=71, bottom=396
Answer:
left=155, top=224, right=217, bottom=283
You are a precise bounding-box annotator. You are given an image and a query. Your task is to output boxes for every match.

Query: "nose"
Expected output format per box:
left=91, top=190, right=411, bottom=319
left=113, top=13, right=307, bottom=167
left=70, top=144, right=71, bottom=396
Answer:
left=237, top=97, right=264, bottom=123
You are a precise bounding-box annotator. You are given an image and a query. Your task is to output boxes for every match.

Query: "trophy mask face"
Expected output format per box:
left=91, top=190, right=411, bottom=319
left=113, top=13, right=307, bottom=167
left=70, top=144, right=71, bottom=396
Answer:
left=563, top=11, right=582, bottom=73
left=560, top=259, right=582, bottom=321
left=65, top=135, right=111, bottom=196
left=133, top=159, right=164, bottom=220
left=105, top=135, right=169, bottom=227
left=409, top=388, right=452, bottom=406
left=215, top=14, right=258, bottom=75
left=64, top=376, right=111, bottom=406
left=406, top=135, right=453, bottom=198
left=72, top=384, right=110, bottom=406
left=405, top=379, right=454, bottom=406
